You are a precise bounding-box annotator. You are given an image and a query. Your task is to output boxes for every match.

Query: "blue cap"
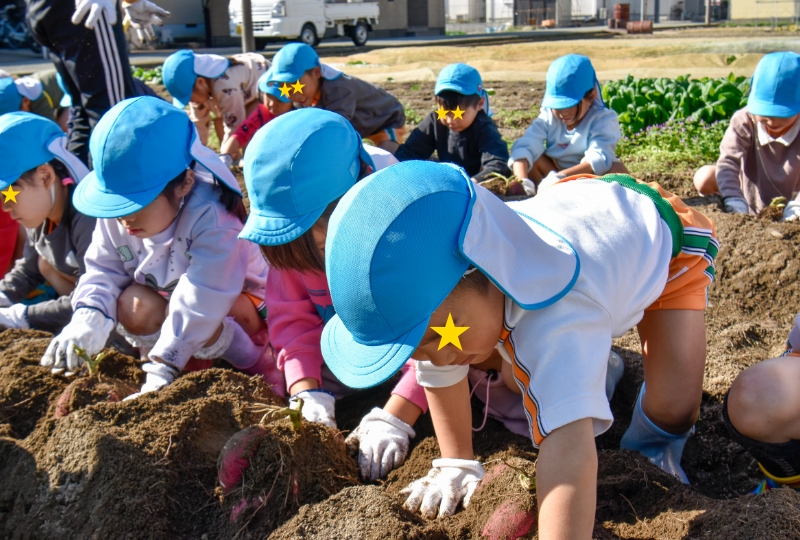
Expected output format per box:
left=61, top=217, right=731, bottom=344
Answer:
left=257, top=69, right=291, bottom=103
left=239, top=108, right=375, bottom=246
left=0, top=112, right=89, bottom=189
left=321, top=162, right=473, bottom=388
left=163, top=50, right=230, bottom=109
left=748, top=52, right=800, bottom=118
left=56, top=72, right=72, bottom=108
left=74, top=96, right=241, bottom=218
left=0, top=78, right=23, bottom=115
left=269, top=43, right=320, bottom=83
left=542, top=54, right=596, bottom=110
left=435, top=63, right=484, bottom=97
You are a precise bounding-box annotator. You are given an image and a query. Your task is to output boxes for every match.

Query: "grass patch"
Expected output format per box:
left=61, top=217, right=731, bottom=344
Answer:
left=492, top=106, right=539, bottom=129
left=403, top=102, right=425, bottom=125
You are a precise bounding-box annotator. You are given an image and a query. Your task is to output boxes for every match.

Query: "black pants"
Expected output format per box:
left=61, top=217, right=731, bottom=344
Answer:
left=26, top=0, right=137, bottom=165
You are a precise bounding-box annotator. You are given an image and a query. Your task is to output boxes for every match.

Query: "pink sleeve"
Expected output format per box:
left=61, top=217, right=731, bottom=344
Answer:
left=391, top=360, right=429, bottom=413
left=266, top=268, right=325, bottom=390
left=231, top=104, right=274, bottom=146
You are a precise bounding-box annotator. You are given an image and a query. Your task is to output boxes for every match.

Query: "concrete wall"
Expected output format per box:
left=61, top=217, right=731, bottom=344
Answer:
left=156, top=0, right=206, bottom=41
left=429, top=0, right=447, bottom=27
left=731, top=0, right=799, bottom=20
left=209, top=0, right=241, bottom=45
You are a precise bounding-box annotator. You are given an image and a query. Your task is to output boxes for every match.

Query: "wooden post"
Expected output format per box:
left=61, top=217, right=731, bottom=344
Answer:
left=241, top=0, right=256, bottom=52
left=641, top=0, right=648, bottom=20
left=704, top=0, right=711, bottom=23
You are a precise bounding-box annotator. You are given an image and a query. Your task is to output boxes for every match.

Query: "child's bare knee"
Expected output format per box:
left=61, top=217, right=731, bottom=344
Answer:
left=693, top=165, right=718, bottom=195
left=727, top=364, right=789, bottom=439
left=117, top=284, right=165, bottom=335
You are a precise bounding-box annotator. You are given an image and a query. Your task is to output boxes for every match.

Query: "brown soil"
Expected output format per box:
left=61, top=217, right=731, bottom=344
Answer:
left=3, top=166, right=800, bottom=538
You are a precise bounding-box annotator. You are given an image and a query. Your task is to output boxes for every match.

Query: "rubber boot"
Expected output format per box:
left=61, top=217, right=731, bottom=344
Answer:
left=620, top=383, right=693, bottom=484
left=606, top=351, right=624, bottom=401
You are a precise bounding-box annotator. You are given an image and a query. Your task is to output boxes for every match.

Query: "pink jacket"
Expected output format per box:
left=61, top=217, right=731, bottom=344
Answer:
left=266, top=267, right=428, bottom=412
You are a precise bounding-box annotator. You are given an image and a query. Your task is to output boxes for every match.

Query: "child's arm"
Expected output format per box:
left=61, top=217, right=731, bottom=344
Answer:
left=394, top=113, right=437, bottom=162
left=0, top=238, right=43, bottom=304
left=536, top=418, right=597, bottom=539
left=214, top=84, right=248, bottom=146
left=716, top=110, right=752, bottom=200
left=426, top=377, right=473, bottom=458
left=188, top=102, right=212, bottom=147
left=578, top=109, right=622, bottom=175
left=473, top=115, right=512, bottom=182
left=509, top=111, right=551, bottom=175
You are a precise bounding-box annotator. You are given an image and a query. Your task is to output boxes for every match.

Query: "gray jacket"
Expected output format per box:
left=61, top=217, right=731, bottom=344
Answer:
left=0, top=187, right=95, bottom=333
left=316, top=74, right=406, bottom=138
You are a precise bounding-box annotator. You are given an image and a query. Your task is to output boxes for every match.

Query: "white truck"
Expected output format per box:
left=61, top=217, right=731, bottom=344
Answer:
left=228, top=0, right=379, bottom=48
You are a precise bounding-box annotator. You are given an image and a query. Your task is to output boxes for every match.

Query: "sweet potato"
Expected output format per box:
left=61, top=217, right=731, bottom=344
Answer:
left=217, top=425, right=267, bottom=495
left=481, top=498, right=536, bottom=540
left=54, top=377, right=138, bottom=419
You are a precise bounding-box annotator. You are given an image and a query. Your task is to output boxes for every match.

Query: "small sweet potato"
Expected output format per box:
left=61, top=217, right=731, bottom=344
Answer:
left=217, top=425, right=267, bottom=495
left=481, top=499, right=536, bottom=540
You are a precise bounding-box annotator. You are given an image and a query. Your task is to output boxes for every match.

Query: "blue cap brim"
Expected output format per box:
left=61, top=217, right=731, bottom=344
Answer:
left=747, top=99, right=800, bottom=118
left=239, top=203, right=325, bottom=245
left=73, top=170, right=164, bottom=218
left=321, top=313, right=428, bottom=389
left=542, top=94, right=580, bottom=109
left=172, top=96, right=189, bottom=109
left=435, top=82, right=472, bottom=96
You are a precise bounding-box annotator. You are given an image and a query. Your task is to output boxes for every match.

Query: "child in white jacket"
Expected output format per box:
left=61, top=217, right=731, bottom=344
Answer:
left=41, top=96, right=282, bottom=398
left=510, top=54, right=628, bottom=189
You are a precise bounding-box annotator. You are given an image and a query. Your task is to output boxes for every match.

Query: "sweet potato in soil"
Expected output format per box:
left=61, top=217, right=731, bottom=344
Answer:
left=3, top=171, right=800, bottom=538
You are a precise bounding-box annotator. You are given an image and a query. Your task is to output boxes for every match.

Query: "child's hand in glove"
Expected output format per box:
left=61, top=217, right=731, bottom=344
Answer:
left=122, top=0, right=170, bottom=42
left=41, top=308, right=114, bottom=375
left=124, top=361, right=179, bottom=400
left=0, top=304, right=28, bottom=330
left=290, top=389, right=336, bottom=428
left=782, top=200, right=800, bottom=222
left=346, top=407, right=415, bottom=481
left=72, top=0, right=117, bottom=28
left=723, top=196, right=749, bottom=214
left=400, top=458, right=485, bottom=519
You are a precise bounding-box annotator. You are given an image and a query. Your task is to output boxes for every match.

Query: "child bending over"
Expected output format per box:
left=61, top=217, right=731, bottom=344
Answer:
left=320, top=161, right=717, bottom=537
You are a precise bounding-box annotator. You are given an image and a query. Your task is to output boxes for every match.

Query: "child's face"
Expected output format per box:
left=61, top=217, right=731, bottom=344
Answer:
left=286, top=67, right=321, bottom=107
left=116, top=170, right=195, bottom=238
left=190, top=78, right=211, bottom=104
left=265, top=94, right=294, bottom=116
left=755, top=113, right=799, bottom=137
left=2, top=165, right=57, bottom=229
left=438, top=97, right=485, bottom=133
left=552, top=89, right=594, bottom=128
left=411, top=282, right=505, bottom=368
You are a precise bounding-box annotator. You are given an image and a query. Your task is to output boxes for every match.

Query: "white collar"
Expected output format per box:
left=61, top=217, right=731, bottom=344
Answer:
left=757, top=118, right=800, bottom=147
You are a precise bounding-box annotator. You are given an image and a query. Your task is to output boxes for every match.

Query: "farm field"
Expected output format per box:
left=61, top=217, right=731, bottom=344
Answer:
left=3, top=33, right=800, bottom=538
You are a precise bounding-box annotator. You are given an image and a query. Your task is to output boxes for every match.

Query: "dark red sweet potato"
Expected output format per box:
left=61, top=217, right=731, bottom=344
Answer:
left=217, top=425, right=267, bottom=495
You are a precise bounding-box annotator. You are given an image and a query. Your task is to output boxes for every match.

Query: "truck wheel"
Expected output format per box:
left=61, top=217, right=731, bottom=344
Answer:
left=299, top=23, right=320, bottom=47
left=351, top=21, right=369, bottom=46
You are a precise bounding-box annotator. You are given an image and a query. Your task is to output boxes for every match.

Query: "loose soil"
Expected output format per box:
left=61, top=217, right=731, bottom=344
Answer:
left=2, top=164, right=800, bottom=538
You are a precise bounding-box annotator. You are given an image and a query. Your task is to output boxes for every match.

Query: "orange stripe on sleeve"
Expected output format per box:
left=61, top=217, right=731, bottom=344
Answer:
left=501, top=328, right=544, bottom=445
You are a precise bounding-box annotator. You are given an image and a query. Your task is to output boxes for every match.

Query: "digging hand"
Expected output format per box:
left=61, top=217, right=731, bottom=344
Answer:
left=723, top=196, right=749, bottom=214
left=41, top=308, right=114, bottom=375
left=0, top=304, right=29, bottom=329
left=72, top=0, right=117, bottom=28
left=124, top=361, right=179, bottom=400
left=0, top=292, right=12, bottom=308
left=782, top=200, right=800, bottom=222
left=289, top=389, right=336, bottom=428
left=122, top=0, right=170, bottom=42
left=346, top=407, right=415, bottom=481
left=400, top=458, right=485, bottom=519
left=540, top=170, right=565, bottom=190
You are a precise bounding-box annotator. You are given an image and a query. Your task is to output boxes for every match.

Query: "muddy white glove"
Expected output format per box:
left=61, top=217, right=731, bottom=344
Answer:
left=290, top=389, right=336, bottom=428
left=520, top=177, right=537, bottom=196
left=41, top=308, right=114, bottom=375
left=0, top=292, right=12, bottom=308
left=346, top=407, right=415, bottom=481
left=72, top=0, right=117, bottom=28
left=124, top=361, right=179, bottom=400
left=0, top=304, right=29, bottom=329
left=782, top=200, right=800, bottom=222
left=723, top=196, right=749, bottom=214
left=540, top=170, right=565, bottom=190
left=400, top=458, right=485, bottom=519
left=123, top=0, right=170, bottom=42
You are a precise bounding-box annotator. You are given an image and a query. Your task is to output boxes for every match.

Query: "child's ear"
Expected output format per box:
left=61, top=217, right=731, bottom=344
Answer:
left=19, top=97, right=31, bottom=112
left=312, top=66, right=322, bottom=79
left=477, top=96, right=485, bottom=110
left=37, top=163, right=56, bottom=189
left=176, top=169, right=196, bottom=197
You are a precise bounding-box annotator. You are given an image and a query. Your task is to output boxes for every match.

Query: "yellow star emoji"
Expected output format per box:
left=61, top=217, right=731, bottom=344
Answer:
left=431, top=313, right=469, bottom=351
left=291, top=79, right=305, bottom=94
left=436, top=106, right=449, bottom=120
left=279, top=83, right=292, bottom=98
left=451, top=106, right=465, bottom=120
left=1, top=185, right=19, bottom=204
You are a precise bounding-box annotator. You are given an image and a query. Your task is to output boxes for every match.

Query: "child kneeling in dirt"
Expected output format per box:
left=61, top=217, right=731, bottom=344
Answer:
left=509, top=54, right=628, bottom=191
left=240, top=108, right=426, bottom=481
left=40, top=97, right=282, bottom=398
left=694, top=52, right=800, bottom=219
left=264, top=43, right=406, bottom=153
left=162, top=50, right=269, bottom=149
left=722, top=312, right=800, bottom=494
left=0, top=112, right=94, bottom=334
left=218, top=68, right=295, bottom=166
left=320, top=162, right=718, bottom=536
left=394, top=63, right=515, bottom=184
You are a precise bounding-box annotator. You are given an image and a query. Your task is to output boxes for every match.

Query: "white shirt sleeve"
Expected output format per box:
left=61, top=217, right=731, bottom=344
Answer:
left=509, top=109, right=551, bottom=170
left=580, top=108, right=621, bottom=174
left=365, top=145, right=399, bottom=171
left=414, top=359, right=469, bottom=388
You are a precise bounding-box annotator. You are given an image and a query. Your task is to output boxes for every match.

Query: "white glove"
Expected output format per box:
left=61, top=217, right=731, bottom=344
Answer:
left=72, top=0, right=117, bottom=28
left=218, top=153, right=234, bottom=168
left=782, top=200, right=800, bottom=222
left=400, top=458, right=485, bottom=519
left=540, top=170, right=565, bottom=190
left=0, top=304, right=29, bottom=330
left=290, top=389, right=336, bottom=428
left=124, top=361, right=179, bottom=400
left=520, top=177, right=537, bottom=196
left=0, top=292, right=12, bottom=308
left=40, top=308, right=114, bottom=375
left=723, top=196, right=749, bottom=214
left=123, top=0, right=170, bottom=42
left=346, top=407, right=415, bottom=481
